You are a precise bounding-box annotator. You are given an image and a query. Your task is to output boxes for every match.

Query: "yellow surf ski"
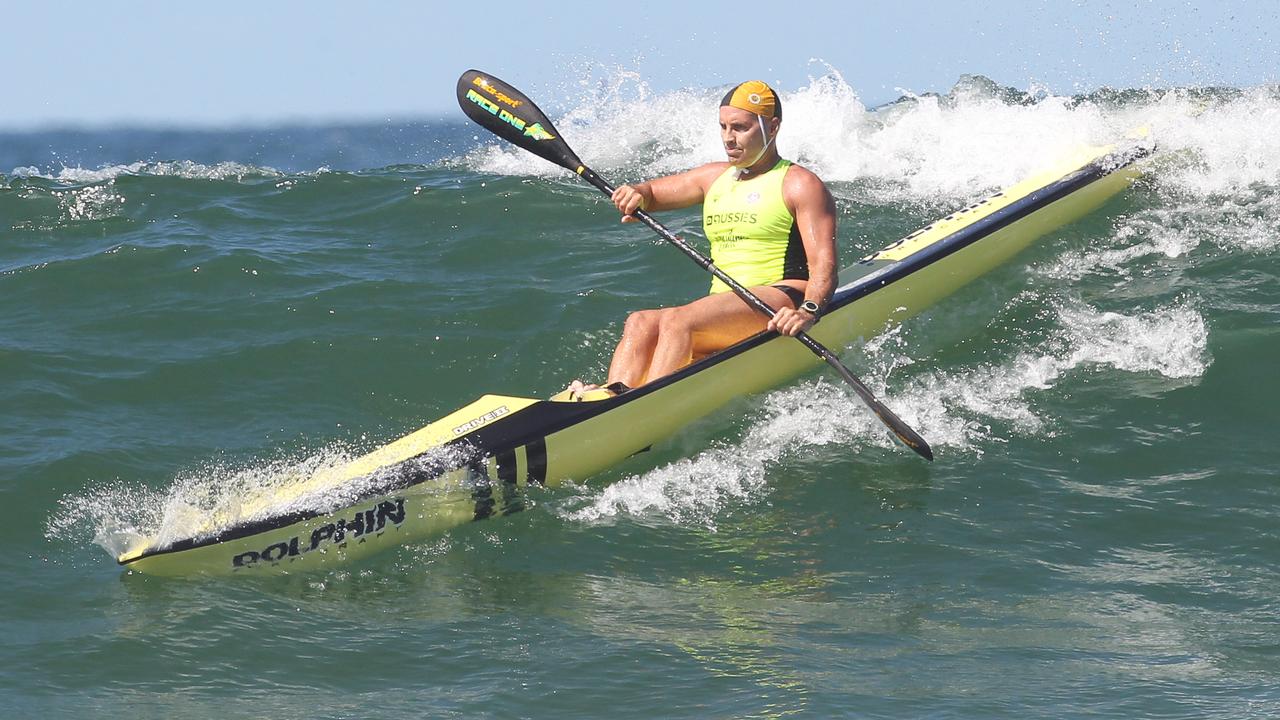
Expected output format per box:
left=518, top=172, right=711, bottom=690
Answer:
left=118, top=130, right=1152, bottom=576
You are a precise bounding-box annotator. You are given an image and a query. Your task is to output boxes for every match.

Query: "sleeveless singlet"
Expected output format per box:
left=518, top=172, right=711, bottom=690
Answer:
left=702, top=158, right=807, bottom=294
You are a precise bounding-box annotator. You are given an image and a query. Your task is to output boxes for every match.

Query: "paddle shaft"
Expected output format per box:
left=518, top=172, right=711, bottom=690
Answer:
left=575, top=166, right=932, bottom=460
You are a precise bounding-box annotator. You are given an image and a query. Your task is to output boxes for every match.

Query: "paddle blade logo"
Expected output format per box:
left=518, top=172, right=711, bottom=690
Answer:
left=464, top=75, right=556, bottom=143
left=523, top=123, right=555, bottom=141
left=471, top=75, right=523, bottom=109
left=458, top=69, right=582, bottom=173
left=464, top=89, right=556, bottom=142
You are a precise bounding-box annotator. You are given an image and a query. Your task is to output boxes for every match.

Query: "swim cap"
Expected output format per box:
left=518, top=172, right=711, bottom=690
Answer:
left=720, top=80, right=782, bottom=120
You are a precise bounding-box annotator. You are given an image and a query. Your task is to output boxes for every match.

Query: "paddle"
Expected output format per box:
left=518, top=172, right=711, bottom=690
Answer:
left=456, top=69, right=934, bottom=461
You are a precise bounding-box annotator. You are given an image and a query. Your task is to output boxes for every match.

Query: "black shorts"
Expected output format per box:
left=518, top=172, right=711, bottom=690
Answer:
left=770, top=284, right=805, bottom=308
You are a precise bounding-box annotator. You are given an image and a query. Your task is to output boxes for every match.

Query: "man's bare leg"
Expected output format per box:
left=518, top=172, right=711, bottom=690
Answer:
left=615, top=284, right=801, bottom=386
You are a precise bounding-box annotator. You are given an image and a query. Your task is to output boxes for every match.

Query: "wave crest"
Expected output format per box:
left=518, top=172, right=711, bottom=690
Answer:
left=458, top=64, right=1280, bottom=208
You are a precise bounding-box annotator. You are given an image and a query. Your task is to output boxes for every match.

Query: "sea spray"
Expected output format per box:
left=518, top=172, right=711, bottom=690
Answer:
left=47, top=442, right=481, bottom=558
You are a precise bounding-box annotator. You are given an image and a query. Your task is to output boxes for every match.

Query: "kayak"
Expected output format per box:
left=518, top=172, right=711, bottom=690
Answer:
left=116, top=130, right=1153, bottom=576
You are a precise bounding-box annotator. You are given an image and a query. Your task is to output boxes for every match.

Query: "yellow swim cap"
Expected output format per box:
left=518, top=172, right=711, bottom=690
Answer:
left=720, top=80, right=782, bottom=120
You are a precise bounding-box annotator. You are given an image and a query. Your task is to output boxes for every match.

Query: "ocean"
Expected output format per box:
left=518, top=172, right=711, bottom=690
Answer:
left=5, top=73, right=1279, bottom=717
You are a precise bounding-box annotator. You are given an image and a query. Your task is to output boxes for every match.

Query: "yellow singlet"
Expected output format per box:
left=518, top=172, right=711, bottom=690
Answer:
left=702, top=158, right=807, bottom=294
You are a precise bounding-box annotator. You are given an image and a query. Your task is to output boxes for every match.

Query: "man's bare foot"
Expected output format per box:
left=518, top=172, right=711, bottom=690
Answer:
left=565, top=379, right=601, bottom=401
left=562, top=380, right=634, bottom=401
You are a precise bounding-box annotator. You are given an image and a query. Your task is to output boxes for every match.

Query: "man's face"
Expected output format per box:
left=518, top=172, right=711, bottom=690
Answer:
left=719, top=105, right=778, bottom=167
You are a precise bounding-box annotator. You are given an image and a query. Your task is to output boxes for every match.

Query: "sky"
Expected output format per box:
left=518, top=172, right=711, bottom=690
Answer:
left=6, top=0, right=1278, bottom=129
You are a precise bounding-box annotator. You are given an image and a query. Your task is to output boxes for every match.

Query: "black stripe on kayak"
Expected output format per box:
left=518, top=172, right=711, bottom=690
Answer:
left=526, top=438, right=547, bottom=486
left=497, top=449, right=519, bottom=512
left=497, top=449, right=517, bottom=486
left=471, top=459, right=495, bottom=521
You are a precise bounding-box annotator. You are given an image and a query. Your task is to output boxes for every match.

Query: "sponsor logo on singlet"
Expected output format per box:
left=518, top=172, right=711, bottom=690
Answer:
left=705, top=211, right=759, bottom=226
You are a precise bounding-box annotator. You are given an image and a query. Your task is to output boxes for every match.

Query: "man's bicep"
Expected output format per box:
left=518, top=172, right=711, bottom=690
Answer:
left=648, top=165, right=719, bottom=210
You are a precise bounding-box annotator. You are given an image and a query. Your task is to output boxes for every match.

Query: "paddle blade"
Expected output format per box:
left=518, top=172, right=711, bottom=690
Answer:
left=457, top=69, right=583, bottom=173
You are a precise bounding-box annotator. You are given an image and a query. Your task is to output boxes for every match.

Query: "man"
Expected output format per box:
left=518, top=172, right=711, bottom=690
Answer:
left=568, top=80, right=838, bottom=398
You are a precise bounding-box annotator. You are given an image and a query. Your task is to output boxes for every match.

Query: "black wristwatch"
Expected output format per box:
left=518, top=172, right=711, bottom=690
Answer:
left=799, top=300, right=821, bottom=318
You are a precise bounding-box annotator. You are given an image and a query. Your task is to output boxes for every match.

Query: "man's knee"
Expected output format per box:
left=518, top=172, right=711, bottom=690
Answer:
left=655, top=307, right=694, bottom=335
left=623, top=308, right=662, bottom=337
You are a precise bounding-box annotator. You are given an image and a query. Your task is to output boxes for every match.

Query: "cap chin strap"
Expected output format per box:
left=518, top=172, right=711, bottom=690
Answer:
left=733, top=113, right=776, bottom=177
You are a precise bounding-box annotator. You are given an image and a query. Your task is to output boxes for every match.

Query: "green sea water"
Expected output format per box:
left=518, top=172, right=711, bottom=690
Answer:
left=4, top=76, right=1279, bottom=717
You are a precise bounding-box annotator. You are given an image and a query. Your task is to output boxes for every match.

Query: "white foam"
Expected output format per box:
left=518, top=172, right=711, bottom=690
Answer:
left=560, top=447, right=767, bottom=530
left=46, top=482, right=168, bottom=561
left=1146, top=85, right=1280, bottom=196
left=48, top=442, right=478, bottom=559
left=460, top=65, right=1280, bottom=211
left=55, top=183, right=125, bottom=221
left=47, top=449, right=354, bottom=558
left=897, top=300, right=1209, bottom=444
left=1060, top=303, right=1209, bottom=379
left=27, top=160, right=283, bottom=184
left=1039, top=189, right=1278, bottom=284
